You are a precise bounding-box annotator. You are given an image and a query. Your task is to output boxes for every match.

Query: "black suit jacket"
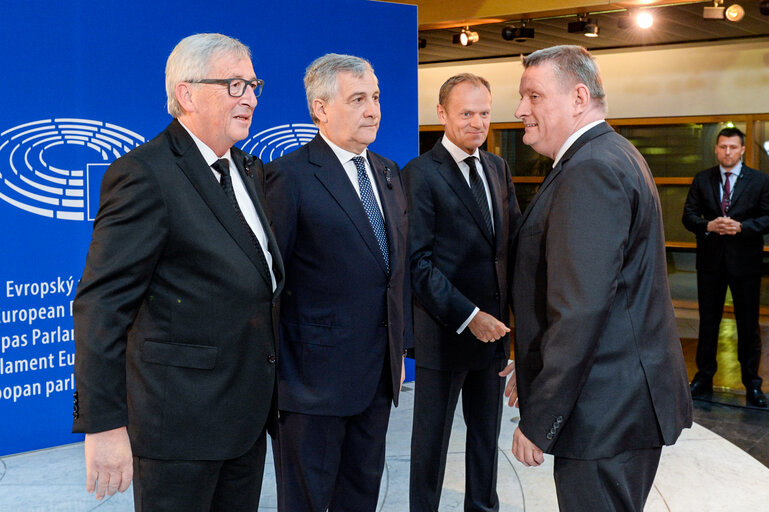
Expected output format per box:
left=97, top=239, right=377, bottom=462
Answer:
left=73, top=119, right=284, bottom=460
left=513, top=122, right=692, bottom=459
left=404, top=140, right=520, bottom=371
left=682, top=165, right=769, bottom=276
left=264, top=134, right=411, bottom=416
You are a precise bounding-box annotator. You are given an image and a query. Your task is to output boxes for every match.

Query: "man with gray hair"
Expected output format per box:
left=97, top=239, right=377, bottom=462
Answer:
left=502, top=45, right=691, bottom=511
left=265, top=53, right=411, bottom=511
left=73, top=33, right=283, bottom=510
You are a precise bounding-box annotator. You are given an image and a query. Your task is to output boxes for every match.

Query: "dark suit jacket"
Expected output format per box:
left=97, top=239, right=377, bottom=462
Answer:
left=73, top=119, right=284, bottom=460
left=404, top=140, right=520, bottom=371
left=264, top=134, right=411, bottom=416
left=682, top=165, right=769, bottom=276
left=513, top=122, right=692, bottom=459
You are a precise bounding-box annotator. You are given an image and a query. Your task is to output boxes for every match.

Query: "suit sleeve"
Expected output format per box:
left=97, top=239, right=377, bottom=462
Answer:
left=738, top=173, right=769, bottom=236
left=73, top=156, right=168, bottom=433
left=517, top=160, right=630, bottom=451
left=404, top=162, right=476, bottom=332
left=682, top=174, right=710, bottom=236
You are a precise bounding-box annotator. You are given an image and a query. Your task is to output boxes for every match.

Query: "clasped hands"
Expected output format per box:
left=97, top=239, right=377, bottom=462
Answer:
left=707, top=216, right=741, bottom=235
left=499, top=361, right=545, bottom=467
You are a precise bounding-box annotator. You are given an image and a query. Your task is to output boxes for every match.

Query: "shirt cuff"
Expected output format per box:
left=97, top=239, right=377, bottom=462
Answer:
left=457, top=307, right=480, bottom=334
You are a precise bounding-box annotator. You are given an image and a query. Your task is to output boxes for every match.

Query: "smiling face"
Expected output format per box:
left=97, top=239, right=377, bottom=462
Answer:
left=515, top=62, right=579, bottom=160
left=180, top=52, right=257, bottom=156
left=715, top=134, right=745, bottom=170
left=438, top=81, right=491, bottom=154
left=314, top=70, right=380, bottom=154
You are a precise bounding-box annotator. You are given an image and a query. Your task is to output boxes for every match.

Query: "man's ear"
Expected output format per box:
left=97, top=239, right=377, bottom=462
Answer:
left=436, top=103, right=448, bottom=126
left=312, top=99, right=328, bottom=124
left=573, top=83, right=591, bottom=113
left=176, top=82, right=196, bottom=113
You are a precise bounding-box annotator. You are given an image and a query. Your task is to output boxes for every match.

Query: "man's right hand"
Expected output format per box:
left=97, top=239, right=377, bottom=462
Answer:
left=84, top=426, right=133, bottom=500
left=468, top=311, right=510, bottom=343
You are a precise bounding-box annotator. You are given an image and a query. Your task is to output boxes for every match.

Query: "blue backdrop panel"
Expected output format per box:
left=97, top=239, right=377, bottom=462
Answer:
left=0, top=0, right=417, bottom=456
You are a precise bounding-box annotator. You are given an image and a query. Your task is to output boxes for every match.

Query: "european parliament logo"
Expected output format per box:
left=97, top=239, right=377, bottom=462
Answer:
left=241, top=123, right=317, bottom=162
left=0, top=118, right=145, bottom=221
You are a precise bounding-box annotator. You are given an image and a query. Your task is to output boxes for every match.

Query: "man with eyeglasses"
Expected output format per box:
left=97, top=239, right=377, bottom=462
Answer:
left=72, top=33, right=283, bottom=511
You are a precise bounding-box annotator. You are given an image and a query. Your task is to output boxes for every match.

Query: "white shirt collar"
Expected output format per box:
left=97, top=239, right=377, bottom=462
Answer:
left=178, top=120, right=232, bottom=167
left=552, top=120, right=605, bottom=168
left=441, top=134, right=480, bottom=165
left=319, top=131, right=368, bottom=165
left=720, top=162, right=742, bottom=177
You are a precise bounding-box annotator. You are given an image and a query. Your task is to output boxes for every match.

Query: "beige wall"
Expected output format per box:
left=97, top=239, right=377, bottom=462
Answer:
left=417, top=38, right=769, bottom=125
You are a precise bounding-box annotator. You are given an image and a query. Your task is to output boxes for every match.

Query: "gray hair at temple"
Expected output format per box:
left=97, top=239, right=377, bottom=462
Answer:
left=166, top=33, right=252, bottom=118
left=438, top=73, right=491, bottom=108
left=522, top=45, right=607, bottom=113
left=304, top=53, right=375, bottom=125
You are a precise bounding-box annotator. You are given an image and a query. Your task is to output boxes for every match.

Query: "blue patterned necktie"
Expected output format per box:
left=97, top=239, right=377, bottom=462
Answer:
left=352, top=156, right=390, bottom=274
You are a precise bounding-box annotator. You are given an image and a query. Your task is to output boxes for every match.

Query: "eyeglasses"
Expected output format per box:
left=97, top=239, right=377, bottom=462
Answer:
left=189, top=77, right=264, bottom=98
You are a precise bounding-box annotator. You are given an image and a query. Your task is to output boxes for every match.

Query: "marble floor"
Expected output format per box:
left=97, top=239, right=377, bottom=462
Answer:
left=2, top=379, right=769, bottom=512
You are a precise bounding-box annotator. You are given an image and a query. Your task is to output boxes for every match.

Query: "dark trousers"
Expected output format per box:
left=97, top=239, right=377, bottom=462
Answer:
left=273, top=364, right=393, bottom=512
left=409, top=359, right=506, bottom=512
left=553, top=446, right=662, bottom=512
left=695, top=268, right=763, bottom=389
left=132, top=428, right=267, bottom=512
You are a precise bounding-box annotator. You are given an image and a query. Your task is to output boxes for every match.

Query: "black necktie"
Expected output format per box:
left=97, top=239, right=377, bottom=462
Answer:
left=212, top=158, right=271, bottom=279
left=465, top=156, right=493, bottom=235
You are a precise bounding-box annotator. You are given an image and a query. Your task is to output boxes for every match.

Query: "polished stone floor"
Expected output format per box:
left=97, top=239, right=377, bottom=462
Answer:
left=2, top=378, right=769, bottom=511
left=3, top=312, right=769, bottom=511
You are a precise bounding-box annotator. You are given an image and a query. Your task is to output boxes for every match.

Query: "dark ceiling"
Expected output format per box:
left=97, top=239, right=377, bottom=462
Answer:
left=418, top=2, right=769, bottom=64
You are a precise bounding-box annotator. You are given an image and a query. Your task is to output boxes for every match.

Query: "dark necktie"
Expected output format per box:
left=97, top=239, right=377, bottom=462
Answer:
left=352, top=156, right=390, bottom=274
left=466, top=156, right=493, bottom=234
left=721, top=171, right=732, bottom=215
left=212, top=158, right=271, bottom=279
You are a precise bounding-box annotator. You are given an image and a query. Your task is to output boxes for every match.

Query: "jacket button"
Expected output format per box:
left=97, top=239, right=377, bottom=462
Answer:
left=494, top=292, right=500, bottom=300
left=546, top=433, right=553, bottom=440
left=381, top=321, right=388, bottom=327
left=267, top=355, right=277, bottom=364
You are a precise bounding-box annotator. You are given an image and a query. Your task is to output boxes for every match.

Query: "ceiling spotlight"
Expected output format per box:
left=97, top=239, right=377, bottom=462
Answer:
left=583, top=19, right=600, bottom=37
left=453, top=27, right=479, bottom=46
left=761, top=0, right=769, bottom=15
left=637, top=11, right=654, bottom=28
left=725, top=3, right=745, bottom=21
left=502, top=20, right=535, bottom=42
left=703, top=0, right=726, bottom=19
left=418, top=37, right=427, bottom=49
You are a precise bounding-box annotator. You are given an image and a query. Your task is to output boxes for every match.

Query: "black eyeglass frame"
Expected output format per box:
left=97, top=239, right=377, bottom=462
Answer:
left=188, top=78, right=264, bottom=98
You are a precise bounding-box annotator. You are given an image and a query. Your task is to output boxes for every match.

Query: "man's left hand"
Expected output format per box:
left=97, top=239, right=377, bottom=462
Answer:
left=499, top=361, right=518, bottom=408
left=512, top=427, right=544, bottom=467
left=400, top=356, right=406, bottom=392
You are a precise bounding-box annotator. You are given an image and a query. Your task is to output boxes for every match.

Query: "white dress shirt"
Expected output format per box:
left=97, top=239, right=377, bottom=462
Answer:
left=720, top=162, right=742, bottom=201
left=179, top=121, right=277, bottom=292
left=319, top=132, right=384, bottom=215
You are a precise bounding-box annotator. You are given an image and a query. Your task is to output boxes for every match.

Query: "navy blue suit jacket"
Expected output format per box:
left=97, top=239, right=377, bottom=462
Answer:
left=404, top=140, right=520, bottom=371
left=265, top=134, right=411, bottom=416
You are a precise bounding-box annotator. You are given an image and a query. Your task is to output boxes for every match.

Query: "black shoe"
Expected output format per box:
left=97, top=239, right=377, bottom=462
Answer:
left=690, top=378, right=713, bottom=398
left=746, top=388, right=768, bottom=408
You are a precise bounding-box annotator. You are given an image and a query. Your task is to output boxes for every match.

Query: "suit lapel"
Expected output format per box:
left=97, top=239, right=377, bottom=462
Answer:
left=233, top=149, right=285, bottom=295
left=309, top=136, right=389, bottom=275
left=432, top=142, right=494, bottom=245
left=167, top=120, right=272, bottom=286
left=708, top=167, right=723, bottom=212
left=479, top=151, right=504, bottom=249
left=728, top=167, right=751, bottom=211
left=369, top=152, right=399, bottom=274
